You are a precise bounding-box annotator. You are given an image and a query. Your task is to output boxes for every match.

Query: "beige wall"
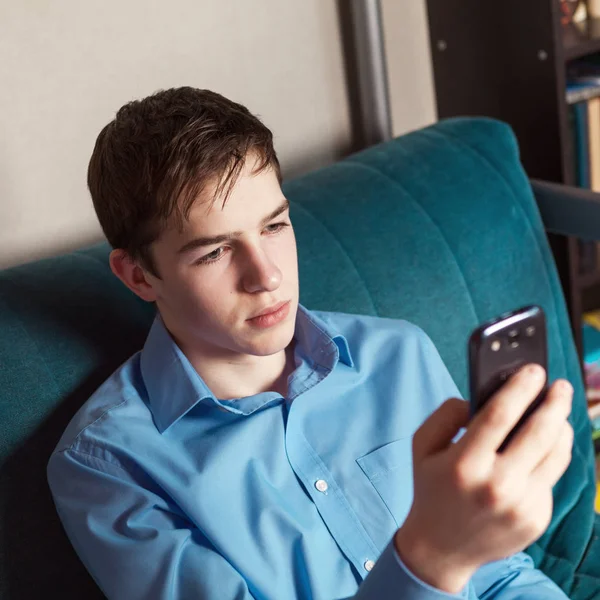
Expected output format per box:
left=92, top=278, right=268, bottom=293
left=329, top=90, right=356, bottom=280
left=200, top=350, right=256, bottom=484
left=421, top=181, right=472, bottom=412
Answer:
left=0, top=0, right=436, bottom=270
left=383, top=0, right=436, bottom=136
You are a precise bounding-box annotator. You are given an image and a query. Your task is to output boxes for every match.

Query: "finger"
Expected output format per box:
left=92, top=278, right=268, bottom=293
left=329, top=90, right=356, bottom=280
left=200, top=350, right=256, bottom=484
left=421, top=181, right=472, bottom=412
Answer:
left=499, top=379, right=573, bottom=476
left=531, top=421, right=574, bottom=488
left=457, top=364, right=546, bottom=456
left=412, top=398, right=470, bottom=462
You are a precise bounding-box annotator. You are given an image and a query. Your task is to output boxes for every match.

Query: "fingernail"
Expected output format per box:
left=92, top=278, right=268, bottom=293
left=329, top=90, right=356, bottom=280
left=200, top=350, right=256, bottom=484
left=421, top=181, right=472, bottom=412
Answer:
left=558, top=380, right=573, bottom=395
left=525, top=364, right=544, bottom=380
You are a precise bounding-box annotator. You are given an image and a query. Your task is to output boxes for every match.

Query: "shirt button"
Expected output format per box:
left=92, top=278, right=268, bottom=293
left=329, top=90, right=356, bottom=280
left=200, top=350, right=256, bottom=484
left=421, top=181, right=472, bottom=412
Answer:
left=314, top=479, right=329, bottom=493
left=364, top=559, right=375, bottom=572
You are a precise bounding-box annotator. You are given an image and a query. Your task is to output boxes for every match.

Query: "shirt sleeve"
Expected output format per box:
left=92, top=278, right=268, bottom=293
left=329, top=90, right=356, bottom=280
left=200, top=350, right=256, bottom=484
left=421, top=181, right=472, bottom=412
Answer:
left=470, top=551, right=569, bottom=599
left=350, top=538, right=470, bottom=599
left=350, top=539, right=569, bottom=600
left=47, top=448, right=254, bottom=600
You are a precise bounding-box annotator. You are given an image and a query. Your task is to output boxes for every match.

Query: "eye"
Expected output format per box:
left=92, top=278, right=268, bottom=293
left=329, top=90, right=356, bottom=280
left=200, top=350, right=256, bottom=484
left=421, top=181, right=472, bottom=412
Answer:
left=195, top=247, right=227, bottom=265
left=264, top=222, right=290, bottom=234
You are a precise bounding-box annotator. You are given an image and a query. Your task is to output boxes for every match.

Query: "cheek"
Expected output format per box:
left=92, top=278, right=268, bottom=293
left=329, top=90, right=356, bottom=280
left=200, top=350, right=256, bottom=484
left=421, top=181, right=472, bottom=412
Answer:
left=183, top=268, right=236, bottom=312
left=276, top=231, right=298, bottom=271
left=164, top=268, right=213, bottom=310
left=172, top=276, right=235, bottom=334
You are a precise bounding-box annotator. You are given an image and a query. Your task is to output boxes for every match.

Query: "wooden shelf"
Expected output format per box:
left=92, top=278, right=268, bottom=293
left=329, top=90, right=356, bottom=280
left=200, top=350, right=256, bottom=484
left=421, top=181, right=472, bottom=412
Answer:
left=579, top=269, right=600, bottom=290
left=563, top=18, right=600, bottom=61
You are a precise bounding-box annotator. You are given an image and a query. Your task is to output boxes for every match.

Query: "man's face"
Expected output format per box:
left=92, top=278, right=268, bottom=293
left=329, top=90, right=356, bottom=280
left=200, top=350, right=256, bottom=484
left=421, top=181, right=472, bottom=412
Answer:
left=148, top=157, right=299, bottom=360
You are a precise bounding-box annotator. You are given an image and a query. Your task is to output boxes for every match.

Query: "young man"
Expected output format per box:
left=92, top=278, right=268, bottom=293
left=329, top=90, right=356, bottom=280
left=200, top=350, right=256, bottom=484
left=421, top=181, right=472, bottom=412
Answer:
left=47, top=87, right=575, bottom=600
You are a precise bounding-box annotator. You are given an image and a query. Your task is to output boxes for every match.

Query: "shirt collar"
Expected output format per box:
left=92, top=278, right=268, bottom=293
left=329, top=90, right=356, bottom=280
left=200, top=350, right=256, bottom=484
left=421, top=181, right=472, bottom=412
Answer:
left=140, top=304, right=353, bottom=434
left=140, top=315, right=216, bottom=434
left=294, top=305, right=353, bottom=370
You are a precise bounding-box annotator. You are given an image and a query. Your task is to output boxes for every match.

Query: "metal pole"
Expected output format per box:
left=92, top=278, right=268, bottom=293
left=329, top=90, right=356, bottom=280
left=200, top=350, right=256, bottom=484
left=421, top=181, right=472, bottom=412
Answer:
left=349, top=0, right=393, bottom=146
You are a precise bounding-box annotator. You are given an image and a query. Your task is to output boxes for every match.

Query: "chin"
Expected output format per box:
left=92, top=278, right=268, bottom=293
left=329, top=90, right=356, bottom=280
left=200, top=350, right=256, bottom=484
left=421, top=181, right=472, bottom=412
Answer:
left=244, top=319, right=296, bottom=357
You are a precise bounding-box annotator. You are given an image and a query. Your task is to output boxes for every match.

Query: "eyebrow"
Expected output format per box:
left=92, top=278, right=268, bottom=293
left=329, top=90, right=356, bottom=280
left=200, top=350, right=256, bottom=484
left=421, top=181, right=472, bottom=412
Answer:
left=177, top=199, right=290, bottom=255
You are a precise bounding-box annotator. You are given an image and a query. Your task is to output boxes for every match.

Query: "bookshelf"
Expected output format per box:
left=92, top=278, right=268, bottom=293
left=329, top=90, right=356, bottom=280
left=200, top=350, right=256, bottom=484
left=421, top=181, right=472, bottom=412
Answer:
left=563, top=16, right=600, bottom=60
left=425, top=0, right=600, bottom=363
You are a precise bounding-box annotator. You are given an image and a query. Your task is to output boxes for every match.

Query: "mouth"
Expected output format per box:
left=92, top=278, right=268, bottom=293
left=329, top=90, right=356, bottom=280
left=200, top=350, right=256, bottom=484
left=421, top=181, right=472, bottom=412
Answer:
left=248, top=300, right=289, bottom=320
left=246, top=300, right=291, bottom=329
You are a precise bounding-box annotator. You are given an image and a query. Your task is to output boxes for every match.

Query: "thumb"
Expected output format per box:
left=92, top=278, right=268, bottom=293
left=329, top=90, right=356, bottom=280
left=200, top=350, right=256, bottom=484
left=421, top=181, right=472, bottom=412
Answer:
left=412, top=398, right=470, bottom=462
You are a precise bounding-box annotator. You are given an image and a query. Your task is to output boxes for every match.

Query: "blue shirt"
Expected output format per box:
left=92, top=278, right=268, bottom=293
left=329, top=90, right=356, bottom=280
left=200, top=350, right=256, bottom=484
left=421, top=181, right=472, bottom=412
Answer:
left=47, top=306, right=568, bottom=600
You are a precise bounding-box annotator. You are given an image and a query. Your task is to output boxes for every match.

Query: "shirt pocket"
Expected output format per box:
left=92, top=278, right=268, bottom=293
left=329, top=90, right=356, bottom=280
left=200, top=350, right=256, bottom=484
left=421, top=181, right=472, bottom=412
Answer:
left=356, top=438, right=414, bottom=528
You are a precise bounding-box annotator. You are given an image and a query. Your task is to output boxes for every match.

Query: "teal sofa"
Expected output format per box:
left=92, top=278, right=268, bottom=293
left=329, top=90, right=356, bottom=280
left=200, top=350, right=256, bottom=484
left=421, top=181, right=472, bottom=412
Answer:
left=0, top=118, right=598, bottom=598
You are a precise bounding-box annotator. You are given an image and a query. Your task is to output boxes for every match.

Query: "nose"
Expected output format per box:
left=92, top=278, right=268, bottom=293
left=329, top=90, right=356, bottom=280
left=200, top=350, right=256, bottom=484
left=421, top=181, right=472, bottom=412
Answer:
left=241, top=246, right=282, bottom=294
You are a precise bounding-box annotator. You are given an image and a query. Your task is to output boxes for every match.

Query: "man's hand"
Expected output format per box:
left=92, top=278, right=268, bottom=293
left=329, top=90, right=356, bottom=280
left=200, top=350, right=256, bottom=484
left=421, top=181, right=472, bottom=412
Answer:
left=394, top=364, right=574, bottom=594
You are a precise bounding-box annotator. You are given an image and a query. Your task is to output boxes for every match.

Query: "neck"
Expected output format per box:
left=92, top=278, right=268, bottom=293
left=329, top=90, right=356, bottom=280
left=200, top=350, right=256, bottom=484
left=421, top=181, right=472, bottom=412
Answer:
left=180, top=339, right=297, bottom=400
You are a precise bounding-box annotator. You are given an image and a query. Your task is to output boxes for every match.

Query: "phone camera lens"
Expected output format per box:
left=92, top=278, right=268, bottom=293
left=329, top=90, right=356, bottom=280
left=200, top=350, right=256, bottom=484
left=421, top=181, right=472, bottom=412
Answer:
left=525, top=326, right=535, bottom=336
left=507, top=329, right=520, bottom=349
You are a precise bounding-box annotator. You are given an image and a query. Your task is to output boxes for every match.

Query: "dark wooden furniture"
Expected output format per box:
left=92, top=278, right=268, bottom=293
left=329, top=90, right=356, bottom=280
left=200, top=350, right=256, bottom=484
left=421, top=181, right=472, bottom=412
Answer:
left=425, top=0, right=600, bottom=360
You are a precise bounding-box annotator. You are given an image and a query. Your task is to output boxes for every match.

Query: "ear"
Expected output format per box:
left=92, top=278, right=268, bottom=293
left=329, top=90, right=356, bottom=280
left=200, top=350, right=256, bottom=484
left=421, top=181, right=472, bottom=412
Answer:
left=109, top=249, right=158, bottom=302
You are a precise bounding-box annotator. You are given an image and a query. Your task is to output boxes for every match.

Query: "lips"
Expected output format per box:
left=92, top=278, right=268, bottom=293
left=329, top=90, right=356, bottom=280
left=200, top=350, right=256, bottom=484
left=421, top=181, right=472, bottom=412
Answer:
left=248, top=300, right=289, bottom=320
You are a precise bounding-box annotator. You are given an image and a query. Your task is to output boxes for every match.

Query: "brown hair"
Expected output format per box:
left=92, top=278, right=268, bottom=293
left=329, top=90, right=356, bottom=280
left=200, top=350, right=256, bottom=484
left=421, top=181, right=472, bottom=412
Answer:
left=88, top=87, right=281, bottom=278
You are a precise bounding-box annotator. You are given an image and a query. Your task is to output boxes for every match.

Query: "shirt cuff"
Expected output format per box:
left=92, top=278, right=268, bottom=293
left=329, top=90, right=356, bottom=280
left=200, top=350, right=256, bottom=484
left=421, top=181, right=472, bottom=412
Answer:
left=354, top=537, right=470, bottom=600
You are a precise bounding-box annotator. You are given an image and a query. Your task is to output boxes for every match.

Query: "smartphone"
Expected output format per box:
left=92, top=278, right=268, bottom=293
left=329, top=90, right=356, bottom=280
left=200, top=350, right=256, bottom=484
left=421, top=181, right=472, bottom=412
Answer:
left=468, top=305, right=548, bottom=452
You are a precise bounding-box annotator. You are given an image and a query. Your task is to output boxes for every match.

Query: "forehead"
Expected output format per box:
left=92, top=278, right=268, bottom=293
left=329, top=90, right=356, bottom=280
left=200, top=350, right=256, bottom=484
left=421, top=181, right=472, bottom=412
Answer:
left=171, top=160, right=286, bottom=241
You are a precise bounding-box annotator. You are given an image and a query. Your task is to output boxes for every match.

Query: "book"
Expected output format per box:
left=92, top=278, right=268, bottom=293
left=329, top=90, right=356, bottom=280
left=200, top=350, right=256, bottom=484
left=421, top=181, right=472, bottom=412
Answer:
left=584, top=310, right=600, bottom=330
left=588, top=97, right=600, bottom=191
left=567, top=80, right=600, bottom=104
left=570, top=101, right=598, bottom=273
left=588, top=98, right=600, bottom=277
left=573, top=101, right=591, bottom=188
left=581, top=312, right=600, bottom=402
left=567, top=56, right=600, bottom=103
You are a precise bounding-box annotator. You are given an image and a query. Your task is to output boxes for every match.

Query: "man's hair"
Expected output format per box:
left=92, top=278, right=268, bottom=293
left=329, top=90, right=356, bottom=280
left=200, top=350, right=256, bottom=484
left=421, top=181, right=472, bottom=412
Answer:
left=88, top=86, right=281, bottom=278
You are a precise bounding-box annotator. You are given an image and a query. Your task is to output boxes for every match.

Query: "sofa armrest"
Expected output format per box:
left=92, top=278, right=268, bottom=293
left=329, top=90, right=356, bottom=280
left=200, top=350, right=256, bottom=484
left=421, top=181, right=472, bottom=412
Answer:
left=532, top=179, right=600, bottom=241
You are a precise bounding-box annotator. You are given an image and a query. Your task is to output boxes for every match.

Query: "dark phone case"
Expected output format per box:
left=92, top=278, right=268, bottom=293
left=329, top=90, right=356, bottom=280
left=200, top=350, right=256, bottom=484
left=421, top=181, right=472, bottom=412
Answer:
left=468, top=305, right=548, bottom=452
